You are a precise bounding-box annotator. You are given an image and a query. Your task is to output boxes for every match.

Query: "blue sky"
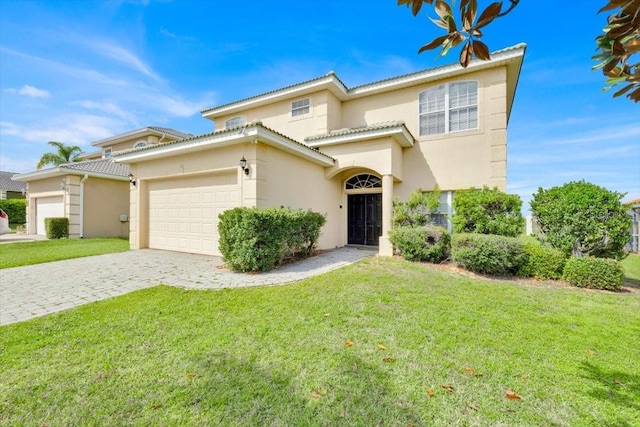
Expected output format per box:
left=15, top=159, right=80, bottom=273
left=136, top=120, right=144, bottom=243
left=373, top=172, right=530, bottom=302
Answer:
left=1, top=0, right=638, bottom=213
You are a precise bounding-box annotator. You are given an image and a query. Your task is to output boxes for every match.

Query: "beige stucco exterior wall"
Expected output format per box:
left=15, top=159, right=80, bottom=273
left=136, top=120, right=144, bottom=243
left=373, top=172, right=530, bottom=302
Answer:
left=25, top=175, right=71, bottom=236
left=254, top=144, right=343, bottom=249
left=339, top=67, right=508, bottom=196
left=215, top=90, right=342, bottom=142
left=82, top=178, right=129, bottom=238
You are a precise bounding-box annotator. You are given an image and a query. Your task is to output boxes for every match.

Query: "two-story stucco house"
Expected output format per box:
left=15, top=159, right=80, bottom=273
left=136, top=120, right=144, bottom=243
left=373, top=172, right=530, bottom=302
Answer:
left=13, top=127, right=191, bottom=237
left=112, top=43, right=525, bottom=256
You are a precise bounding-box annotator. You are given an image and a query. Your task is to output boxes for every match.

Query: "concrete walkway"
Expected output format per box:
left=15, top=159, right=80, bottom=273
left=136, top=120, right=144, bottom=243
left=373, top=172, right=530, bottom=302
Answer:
left=0, top=247, right=375, bottom=326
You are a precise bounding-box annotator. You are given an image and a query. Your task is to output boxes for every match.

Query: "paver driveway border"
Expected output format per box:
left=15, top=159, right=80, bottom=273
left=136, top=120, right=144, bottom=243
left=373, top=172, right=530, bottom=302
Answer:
left=0, top=247, right=375, bottom=326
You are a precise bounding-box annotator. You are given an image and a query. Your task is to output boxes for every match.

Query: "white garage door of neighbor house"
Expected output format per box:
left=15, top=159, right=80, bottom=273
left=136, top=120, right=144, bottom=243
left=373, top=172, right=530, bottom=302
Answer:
left=148, top=173, right=240, bottom=255
left=36, top=196, right=64, bottom=235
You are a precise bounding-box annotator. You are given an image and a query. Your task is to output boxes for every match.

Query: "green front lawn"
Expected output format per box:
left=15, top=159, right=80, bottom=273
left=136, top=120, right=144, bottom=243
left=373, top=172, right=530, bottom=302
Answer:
left=1, top=257, right=638, bottom=426
left=0, top=238, right=129, bottom=269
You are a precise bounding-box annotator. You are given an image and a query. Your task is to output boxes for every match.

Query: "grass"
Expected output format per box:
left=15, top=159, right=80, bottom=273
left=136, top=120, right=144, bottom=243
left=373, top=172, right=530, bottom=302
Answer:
left=0, top=238, right=129, bottom=269
left=622, top=253, right=640, bottom=284
left=1, top=257, right=638, bottom=426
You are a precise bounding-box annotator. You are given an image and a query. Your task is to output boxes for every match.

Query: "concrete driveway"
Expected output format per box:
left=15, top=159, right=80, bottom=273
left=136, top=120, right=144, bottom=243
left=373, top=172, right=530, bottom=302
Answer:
left=0, top=247, right=374, bottom=326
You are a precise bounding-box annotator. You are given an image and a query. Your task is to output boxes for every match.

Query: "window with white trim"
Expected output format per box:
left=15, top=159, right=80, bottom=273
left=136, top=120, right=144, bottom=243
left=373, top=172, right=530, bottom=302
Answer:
left=291, top=98, right=310, bottom=117
left=225, top=117, right=245, bottom=128
left=133, top=141, right=147, bottom=149
left=419, top=81, right=478, bottom=136
left=103, top=148, right=112, bottom=159
left=345, top=174, right=381, bottom=190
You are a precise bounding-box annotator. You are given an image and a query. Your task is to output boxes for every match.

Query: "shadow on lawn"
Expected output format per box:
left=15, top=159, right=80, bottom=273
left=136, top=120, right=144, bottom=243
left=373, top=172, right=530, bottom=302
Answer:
left=187, top=351, right=422, bottom=425
left=581, top=362, right=639, bottom=426
left=622, top=276, right=640, bottom=290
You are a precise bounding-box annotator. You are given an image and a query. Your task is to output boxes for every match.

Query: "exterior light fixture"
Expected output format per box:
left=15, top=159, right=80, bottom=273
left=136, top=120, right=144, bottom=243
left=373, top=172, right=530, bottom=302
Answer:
left=60, top=177, right=69, bottom=192
left=128, top=173, right=136, bottom=187
left=239, top=156, right=250, bottom=175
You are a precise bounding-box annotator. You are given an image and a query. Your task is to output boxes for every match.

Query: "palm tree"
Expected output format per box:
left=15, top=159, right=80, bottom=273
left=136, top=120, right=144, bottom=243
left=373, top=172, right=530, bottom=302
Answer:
left=36, top=141, right=84, bottom=169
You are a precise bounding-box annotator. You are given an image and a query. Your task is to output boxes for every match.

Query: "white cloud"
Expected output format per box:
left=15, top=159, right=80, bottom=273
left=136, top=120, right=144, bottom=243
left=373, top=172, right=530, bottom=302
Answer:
left=72, top=99, right=140, bottom=126
left=92, top=41, right=163, bottom=82
left=18, top=84, right=50, bottom=98
left=0, top=114, right=124, bottom=146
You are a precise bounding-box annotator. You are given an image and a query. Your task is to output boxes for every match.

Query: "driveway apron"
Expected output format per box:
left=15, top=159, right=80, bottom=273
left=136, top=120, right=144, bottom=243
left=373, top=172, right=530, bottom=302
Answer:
left=0, top=247, right=374, bottom=326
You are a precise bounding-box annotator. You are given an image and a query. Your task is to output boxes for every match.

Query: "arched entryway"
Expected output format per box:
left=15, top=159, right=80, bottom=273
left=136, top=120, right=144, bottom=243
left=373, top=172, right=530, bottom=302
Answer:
left=345, top=174, right=382, bottom=246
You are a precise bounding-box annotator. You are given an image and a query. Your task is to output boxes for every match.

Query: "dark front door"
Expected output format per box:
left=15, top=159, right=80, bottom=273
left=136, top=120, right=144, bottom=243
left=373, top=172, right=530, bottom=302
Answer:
left=348, top=194, right=382, bottom=246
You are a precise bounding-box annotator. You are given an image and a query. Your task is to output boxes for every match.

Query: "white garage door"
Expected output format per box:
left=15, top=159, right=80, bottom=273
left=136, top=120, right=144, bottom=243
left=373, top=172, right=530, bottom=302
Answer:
left=36, top=196, right=64, bottom=235
left=148, top=173, right=240, bottom=255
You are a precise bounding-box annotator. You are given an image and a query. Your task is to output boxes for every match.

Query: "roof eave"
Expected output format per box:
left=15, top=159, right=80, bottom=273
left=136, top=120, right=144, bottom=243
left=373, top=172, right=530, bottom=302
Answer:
left=307, top=126, right=415, bottom=148
left=201, top=75, right=349, bottom=120
left=91, top=127, right=177, bottom=148
left=12, top=168, right=128, bottom=182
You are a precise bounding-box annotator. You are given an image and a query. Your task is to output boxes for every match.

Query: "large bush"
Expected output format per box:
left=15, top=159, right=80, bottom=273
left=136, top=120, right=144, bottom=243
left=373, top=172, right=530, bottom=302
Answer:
left=45, top=217, right=68, bottom=239
left=393, top=188, right=440, bottom=227
left=562, top=257, right=624, bottom=291
left=530, top=180, right=631, bottom=259
left=0, top=199, right=26, bottom=225
left=390, top=225, right=450, bottom=263
left=218, top=207, right=326, bottom=272
left=518, top=240, right=567, bottom=280
left=452, top=186, right=524, bottom=237
left=451, top=233, right=527, bottom=275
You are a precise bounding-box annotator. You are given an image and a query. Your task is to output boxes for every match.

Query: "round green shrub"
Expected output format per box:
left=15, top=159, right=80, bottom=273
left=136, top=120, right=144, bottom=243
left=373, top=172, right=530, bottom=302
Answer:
left=451, top=233, right=527, bottom=275
left=562, top=257, right=624, bottom=291
left=452, top=186, right=524, bottom=237
left=518, top=241, right=567, bottom=280
left=389, top=225, right=450, bottom=263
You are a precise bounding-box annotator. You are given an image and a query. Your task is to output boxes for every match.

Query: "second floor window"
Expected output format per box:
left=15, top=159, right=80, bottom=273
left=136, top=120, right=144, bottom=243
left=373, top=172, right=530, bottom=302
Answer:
left=419, top=81, right=478, bottom=136
left=291, top=98, right=310, bottom=117
left=104, top=148, right=112, bottom=159
left=225, top=117, right=245, bottom=128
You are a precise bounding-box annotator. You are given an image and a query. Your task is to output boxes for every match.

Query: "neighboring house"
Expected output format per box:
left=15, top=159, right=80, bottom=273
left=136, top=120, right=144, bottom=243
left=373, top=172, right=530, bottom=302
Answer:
left=113, top=43, right=526, bottom=256
left=626, top=198, right=640, bottom=253
left=78, top=127, right=193, bottom=161
left=13, top=127, right=190, bottom=238
left=0, top=171, right=26, bottom=199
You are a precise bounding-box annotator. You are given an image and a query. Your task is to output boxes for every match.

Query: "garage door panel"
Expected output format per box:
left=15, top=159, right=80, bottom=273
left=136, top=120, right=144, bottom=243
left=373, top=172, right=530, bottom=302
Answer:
left=36, top=196, right=64, bottom=235
left=148, top=173, right=239, bottom=255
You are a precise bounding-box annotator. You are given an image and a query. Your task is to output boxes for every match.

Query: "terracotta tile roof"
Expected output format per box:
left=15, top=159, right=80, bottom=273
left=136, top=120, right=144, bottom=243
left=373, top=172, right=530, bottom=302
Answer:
left=304, top=121, right=411, bottom=142
left=60, top=159, right=130, bottom=177
left=0, top=171, right=26, bottom=191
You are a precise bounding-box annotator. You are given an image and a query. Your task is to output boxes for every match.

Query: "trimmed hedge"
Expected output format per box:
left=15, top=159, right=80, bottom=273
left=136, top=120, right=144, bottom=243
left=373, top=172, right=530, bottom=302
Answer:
left=218, top=207, right=326, bottom=272
left=518, top=241, right=567, bottom=280
left=562, top=257, right=624, bottom=291
left=0, top=199, right=26, bottom=225
left=452, top=186, right=524, bottom=237
left=45, top=217, right=69, bottom=239
left=389, top=225, right=450, bottom=263
left=451, top=233, right=527, bottom=275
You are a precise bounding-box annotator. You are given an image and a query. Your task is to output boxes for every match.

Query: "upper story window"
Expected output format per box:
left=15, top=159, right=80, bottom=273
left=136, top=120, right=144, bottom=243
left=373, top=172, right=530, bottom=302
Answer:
left=291, top=98, right=310, bottom=117
left=419, top=81, right=478, bottom=136
left=225, top=117, right=245, bottom=128
left=133, top=141, right=147, bottom=149
left=103, top=148, right=112, bottom=159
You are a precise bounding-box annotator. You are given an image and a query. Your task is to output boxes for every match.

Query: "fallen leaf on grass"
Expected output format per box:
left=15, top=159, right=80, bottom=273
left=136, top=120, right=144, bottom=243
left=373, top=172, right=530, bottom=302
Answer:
left=615, top=380, right=626, bottom=388
left=310, top=390, right=326, bottom=398
left=586, top=349, right=597, bottom=355
left=186, top=373, right=197, bottom=379
left=383, top=357, right=396, bottom=363
left=345, top=341, right=353, bottom=347
left=467, top=403, right=479, bottom=411
left=520, top=375, right=528, bottom=382
left=377, top=343, right=387, bottom=350
left=505, top=390, right=522, bottom=400
left=323, top=313, right=331, bottom=317
left=427, top=390, right=435, bottom=397
left=464, top=367, right=476, bottom=375
left=353, top=363, right=358, bottom=372
left=499, top=408, right=516, bottom=413
left=440, top=384, right=454, bottom=392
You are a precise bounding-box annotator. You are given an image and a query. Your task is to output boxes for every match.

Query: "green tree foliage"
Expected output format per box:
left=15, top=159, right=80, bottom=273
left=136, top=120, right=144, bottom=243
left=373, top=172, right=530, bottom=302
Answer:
left=393, top=188, right=441, bottom=227
left=37, top=141, right=83, bottom=169
left=0, top=199, right=26, bottom=225
left=530, top=180, right=631, bottom=259
left=452, top=186, right=524, bottom=237
left=398, top=0, right=640, bottom=102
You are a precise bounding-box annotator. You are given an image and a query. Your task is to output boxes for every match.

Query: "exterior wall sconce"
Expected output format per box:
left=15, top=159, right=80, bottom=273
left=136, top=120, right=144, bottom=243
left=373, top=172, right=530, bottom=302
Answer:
left=60, top=178, right=69, bottom=192
left=239, top=156, right=250, bottom=175
left=128, top=173, right=136, bottom=187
